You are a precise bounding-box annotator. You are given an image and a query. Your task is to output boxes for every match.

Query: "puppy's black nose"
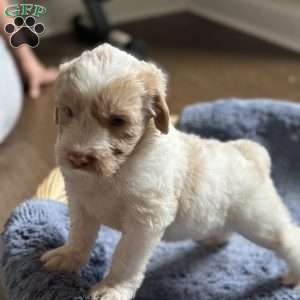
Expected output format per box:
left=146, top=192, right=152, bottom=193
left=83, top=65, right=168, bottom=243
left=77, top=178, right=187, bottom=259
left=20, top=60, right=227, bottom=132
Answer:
left=67, top=151, right=95, bottom=169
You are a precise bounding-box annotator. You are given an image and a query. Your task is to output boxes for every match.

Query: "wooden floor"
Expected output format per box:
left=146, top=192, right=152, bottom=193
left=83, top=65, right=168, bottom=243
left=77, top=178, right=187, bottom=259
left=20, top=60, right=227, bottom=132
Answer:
left=1, top=13, right=300, bottom=230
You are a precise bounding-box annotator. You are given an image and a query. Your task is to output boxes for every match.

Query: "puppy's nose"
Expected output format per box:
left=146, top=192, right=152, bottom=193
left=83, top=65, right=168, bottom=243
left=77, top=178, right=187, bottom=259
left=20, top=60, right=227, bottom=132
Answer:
left=67, top=151, right=95, bottom=168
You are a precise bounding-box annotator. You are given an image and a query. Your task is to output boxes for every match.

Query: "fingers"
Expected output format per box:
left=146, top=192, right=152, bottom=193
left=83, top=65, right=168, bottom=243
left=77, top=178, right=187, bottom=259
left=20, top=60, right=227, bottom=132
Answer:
left=29, top=77, right=41, bottom=99
left=28, top=67, right=58, bottom=99
left=43, top=67, right=59, bottom=83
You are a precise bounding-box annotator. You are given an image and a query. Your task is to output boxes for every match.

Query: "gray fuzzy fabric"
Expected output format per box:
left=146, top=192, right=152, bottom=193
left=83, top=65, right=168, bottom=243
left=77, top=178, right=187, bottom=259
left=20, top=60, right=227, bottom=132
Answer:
left=2, top=99, right=300, bottom=300
left=0, top=200, right=108, bottom=300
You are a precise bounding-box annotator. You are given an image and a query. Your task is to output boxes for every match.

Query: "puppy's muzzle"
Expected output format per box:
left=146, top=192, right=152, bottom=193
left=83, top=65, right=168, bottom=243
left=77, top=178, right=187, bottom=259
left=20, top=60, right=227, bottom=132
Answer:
left=67, top=151, right=96, bottom=169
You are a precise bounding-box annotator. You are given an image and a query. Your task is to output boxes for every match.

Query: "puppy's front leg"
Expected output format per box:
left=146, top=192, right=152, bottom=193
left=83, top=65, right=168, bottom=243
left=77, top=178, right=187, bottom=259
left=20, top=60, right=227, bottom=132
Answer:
left=41, top=200, right=99, bottom=272
left=91, top=222, right=163, bottom=300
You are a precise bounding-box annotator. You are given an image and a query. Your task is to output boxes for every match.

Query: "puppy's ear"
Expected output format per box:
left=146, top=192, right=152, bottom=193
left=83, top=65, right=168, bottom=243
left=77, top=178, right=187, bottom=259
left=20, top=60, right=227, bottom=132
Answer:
left=140, top=63, right=170, bottom=134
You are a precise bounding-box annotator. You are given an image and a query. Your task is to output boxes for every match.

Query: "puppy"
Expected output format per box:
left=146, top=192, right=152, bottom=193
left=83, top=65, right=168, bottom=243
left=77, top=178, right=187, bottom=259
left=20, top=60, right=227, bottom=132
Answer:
left=41, top=44, right=300, bottom=299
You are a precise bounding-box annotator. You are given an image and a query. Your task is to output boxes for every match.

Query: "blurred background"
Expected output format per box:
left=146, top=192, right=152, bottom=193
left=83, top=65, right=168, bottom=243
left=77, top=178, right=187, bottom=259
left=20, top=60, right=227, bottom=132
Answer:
left=0, top=0, right=300, bottom=235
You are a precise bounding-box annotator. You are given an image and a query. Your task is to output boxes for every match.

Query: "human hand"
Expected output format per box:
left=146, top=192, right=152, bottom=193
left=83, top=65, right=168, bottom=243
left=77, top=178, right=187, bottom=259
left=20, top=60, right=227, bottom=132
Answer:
left=21, top=58, right=58, bottom=99
left=13, top=46, right=58, bottom=99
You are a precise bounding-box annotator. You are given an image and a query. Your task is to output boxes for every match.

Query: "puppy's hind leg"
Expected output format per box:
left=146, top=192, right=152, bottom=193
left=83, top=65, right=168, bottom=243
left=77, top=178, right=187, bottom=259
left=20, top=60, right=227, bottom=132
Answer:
left=231, top=182, right=300, bottom=289
left=277, top=225, right=300, bottom=290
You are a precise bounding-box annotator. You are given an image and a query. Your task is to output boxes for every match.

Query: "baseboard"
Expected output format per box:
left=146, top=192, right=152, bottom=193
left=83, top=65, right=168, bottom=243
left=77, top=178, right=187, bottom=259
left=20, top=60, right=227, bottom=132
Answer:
left=188, top=0, right=300, bottom=52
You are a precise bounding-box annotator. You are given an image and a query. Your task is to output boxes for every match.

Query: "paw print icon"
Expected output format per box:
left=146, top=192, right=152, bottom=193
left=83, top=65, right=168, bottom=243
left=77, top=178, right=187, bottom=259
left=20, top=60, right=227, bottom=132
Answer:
left=4, top=16, right=45, bottom=48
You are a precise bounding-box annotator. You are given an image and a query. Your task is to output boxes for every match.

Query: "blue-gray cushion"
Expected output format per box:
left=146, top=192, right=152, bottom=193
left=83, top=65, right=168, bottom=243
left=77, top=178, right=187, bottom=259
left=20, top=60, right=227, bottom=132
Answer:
left=1, top=99, right=300, bottom=300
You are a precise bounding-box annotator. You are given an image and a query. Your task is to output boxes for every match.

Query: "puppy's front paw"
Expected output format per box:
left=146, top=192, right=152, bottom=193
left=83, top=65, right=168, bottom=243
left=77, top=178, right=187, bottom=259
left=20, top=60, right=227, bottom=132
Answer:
left=91, top=283, right=135, bottom=300
left=40, top=245, right=83, bottom=272
left=281, top=271, right=300, bottom=291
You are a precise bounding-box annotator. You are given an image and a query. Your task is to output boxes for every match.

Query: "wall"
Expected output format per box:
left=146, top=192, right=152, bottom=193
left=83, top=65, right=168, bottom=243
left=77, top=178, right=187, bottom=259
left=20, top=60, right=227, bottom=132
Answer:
left=42, top=0, right=185, bottom=36
left=42, top=0, right=300, bottom=53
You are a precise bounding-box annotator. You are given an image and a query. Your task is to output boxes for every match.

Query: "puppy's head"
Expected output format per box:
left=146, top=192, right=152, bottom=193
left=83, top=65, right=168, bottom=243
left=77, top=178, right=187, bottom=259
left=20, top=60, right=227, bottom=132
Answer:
left=54, top=44, right=169, bottom=178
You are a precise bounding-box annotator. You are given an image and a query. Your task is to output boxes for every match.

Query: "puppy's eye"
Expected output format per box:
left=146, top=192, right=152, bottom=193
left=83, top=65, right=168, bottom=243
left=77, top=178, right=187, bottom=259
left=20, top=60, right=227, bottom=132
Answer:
left=62, top=106, right=73, bottom=118
left=55, top=107, right=60, bottom=124
left=109, top=115, right=126, bottom=127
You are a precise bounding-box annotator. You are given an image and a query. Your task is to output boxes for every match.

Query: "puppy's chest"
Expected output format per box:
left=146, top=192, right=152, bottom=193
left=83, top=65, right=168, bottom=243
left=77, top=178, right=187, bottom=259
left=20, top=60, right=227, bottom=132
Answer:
left=78, top=179, right=132, bottom=230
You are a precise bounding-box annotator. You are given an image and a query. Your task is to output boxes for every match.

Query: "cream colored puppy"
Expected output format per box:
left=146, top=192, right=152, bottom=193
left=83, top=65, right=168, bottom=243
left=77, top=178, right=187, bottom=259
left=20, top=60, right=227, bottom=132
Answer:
left=41, top=44, right=300, bottom=299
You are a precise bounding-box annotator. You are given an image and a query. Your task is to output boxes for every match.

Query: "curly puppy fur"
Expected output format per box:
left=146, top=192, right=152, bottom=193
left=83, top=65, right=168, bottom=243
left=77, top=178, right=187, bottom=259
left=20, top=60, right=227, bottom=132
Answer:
left=41, top=44, right=300, bottom=299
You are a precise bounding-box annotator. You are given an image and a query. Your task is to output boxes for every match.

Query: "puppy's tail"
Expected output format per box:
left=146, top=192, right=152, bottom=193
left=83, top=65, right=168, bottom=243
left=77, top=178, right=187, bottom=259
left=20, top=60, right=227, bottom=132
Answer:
left=231, top=140, right=271, bottom=177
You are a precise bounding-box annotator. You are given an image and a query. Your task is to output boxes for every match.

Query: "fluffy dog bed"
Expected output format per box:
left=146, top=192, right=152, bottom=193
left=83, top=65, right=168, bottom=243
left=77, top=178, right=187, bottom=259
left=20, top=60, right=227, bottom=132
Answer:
left=1, top=99, right=300, bottom=300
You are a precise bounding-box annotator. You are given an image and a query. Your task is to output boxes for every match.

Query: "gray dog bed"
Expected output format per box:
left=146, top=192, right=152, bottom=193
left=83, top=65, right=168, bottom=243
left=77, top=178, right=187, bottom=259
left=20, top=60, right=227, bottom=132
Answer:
left=1, top=99, right=300, bottom=300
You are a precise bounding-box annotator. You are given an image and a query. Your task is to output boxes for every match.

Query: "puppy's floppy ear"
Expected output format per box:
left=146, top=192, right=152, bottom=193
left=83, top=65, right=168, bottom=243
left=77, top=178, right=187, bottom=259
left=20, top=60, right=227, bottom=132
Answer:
left=140, top=62, right=170, bottom=134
